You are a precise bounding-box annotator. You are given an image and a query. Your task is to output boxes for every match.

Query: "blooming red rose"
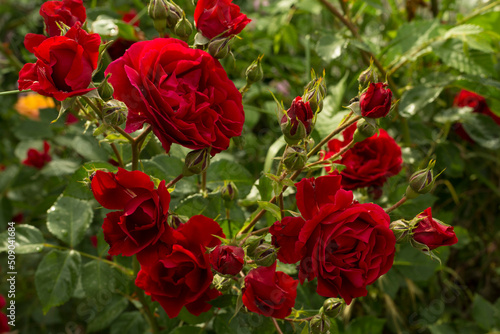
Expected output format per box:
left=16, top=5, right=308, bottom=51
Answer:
left=22, top=141, right=51, bottom=169
left=91, top=168, right=171, bottom=256
left=194, top=0, right=251, bottom=40
left=40, top=0, right=87, bottom=37
left=360, top=82, right=392, bottom=118
left=412, top=207, right=458, bottom=250
left=281, top=96, right=314, bottom=144
left=269, top=216, right=306, bottom=264
left=209, top=245, right=245, bottom=276
left=277, top=175, right=395, bottom=305
left=453, top=90, right=500, bottom=143
left=136, top=215, right=224, bottom=318
left=18, top=25, right=101, bottom=101
left=242, top=262, right=298, bottom=319
left=323, top=123, right=402, bottom=190
left=105, top=38, right=244, bottom=155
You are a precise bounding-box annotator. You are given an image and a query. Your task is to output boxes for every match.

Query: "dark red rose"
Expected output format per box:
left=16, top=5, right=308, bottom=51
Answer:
left=360, top=82, right=392, bottom=118
left=136, top=215, right=224, bottom=318
left=453, top=90, right=500, bottom=142
left=0, top=295, right=7, bottom=333
left=293, top=175, right=395, bottom=305
left=105, top=38, right=244, bottom=155
left=194, top=0, right=251, bottom=40
left=122, top=9, right=140, bottom=27
left=209, top=245, right=245, bottom=276
left=65, top=113, right=79, bottom=125
left=281, top=96, right=314, bottom=144
left=18, top=26, right=101, bottom=101
left=22, top=141, right=51, bottom=169
left=269, top=216, right=306, bottom=264
left=323, top=123, right=402, bottom=190
left=40, top=0, right=86, bottom=37
left=412, top=207, right=458, bottom=250
left=242, top=262, right=298, bottom=319
left=91, top=168, right=170, bottom=256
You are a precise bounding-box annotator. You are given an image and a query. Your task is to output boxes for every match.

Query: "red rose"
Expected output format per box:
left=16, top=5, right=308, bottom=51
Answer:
left=91, top=168, right=171, bottom=256
left=194, top=0, right=251, bottom=40
left=279, top=175, right=395, bottom=305
left=0, top=295, right=7, bottom=333
left=323, top=123, right=402, bottom=190
left=453, top=90, right=500, bottom=142
left=242, top=262, right=298, bottom=319
left=269, top=216, right=306, bottom=264
left=40, top=0, right=87, bottom=37
left=360, top=82, right=392, bottom=118
left=18, top=26, right=101, bottom=101
left=105, top=38, right=244, bottom=155
left=209, top=245, right=245, bottom=276
left=412, top=207, right=458, bottom=250
left=22, top=141, right=51, bottom=169
left=281, top=96, right=314, bottom=144
left=136, top=215, right=224, bottom=318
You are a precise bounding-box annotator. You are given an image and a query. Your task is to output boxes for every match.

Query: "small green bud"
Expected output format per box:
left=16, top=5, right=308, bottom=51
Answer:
left=182, top=148, right=211, bottom=176
left=167, top=214, right=185, bottom=229
left=98, top=74, right=114, bottom=101
left=174, top=14, right=193, bottom=41
left=310, top=315, right=331, bottom=334
left=389, top=219, right=412, bottom=243
left=352, top=119, right=377, bottom=143
left=358, top=60, right=378, bottom=89
left=221, top=181, right=238, bottom=202
left=148, top=0, right=168, bottom=35
left=406, top=160, right=439, bottom=198
left=213, top=274, right=233, bottom=293
left=245, top=55, right=264, bottom=84
left=244, top=235, right=264, bottom=255
left=165, top=1, right=183, bottom=29
left=208, top=37, right=231, bottom=59
left=322, top=298, right=345, bottom=318
left=103, top=100, right=127, bottom=126
left=282, top=145, right=307, bottom=171
left=303, top=70, right=327, bottom=113
left=253, top=244, right=277, bottom=267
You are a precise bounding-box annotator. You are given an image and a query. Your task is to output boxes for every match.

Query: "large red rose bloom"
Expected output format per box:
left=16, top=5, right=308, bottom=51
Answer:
left=40, top=0, right=87, bottom=37
left=194, top=0, right=251, bottom=40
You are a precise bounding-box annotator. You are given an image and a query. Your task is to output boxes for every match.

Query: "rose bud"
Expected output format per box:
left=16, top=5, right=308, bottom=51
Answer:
left=165, top=1, right=183, bottom=29
left=148, top=0, right=168, bottom=35
left=322, top=298, right=345, bottom=318
left=167, top=213, right=185, bottom=229
left=280, top=96, right=314, bottom=145
left=207, top=37, right=231, bottom=59
left=209, top=245, right=245, bottom=276
left=243, top=235, right=264, bottom=255
left=220, top=181, right=238, bottom=206
left=246, top=55, right=264, bottom=85
left=194, top=0, right=251, bottom=40
left=103, top=101, right=127, bottom=126
left=253, top=243, right=278, bottom=267
left=213, top=274, right=233, bottom=292
left=98, top=74, right=114, bottom=101
left=352, top=118, right=378, bottom=143
left=174, top=14, right=193, bottom=41
left=282, top=145, right=307, bottom=171
left=389, top=219, right=411, bottom=243
left=358, top=64, right=378, bottom=88
left=310, top=315, right=331, bottom=334
left=359, top=82, right=392, bottom=118
left=182, top=148, right=211, bottom=176
left=303, top=70, right=326, bottom=113
left=405, top=160, right=442, bottom=199
left=411, top=207, right=458, bottom=250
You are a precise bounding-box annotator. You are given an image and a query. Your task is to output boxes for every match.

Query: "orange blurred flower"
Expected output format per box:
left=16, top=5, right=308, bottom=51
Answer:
left=14, top=93, right=55, bottom=120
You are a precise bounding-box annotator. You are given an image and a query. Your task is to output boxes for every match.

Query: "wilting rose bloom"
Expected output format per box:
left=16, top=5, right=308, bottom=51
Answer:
left=242, top=262, right=298, bottom=319
left=209, top=245, right=245, bottom=276
left=91, top=168, right=170, bottom=256
left=18, top=25, right=101, bottom=101
left=40, top=0, right=87, bottom=37
left=106, top=38, right=244, bottom=155
left=194, top=0, right=251, bottom=40
left=412, top=207, right=458, bottom=250
left=323, top=123, right=402, bottom=190
left=136, top=215, right=224, bottom=318
left=22, top=141, right=51, bottom=169
left=360, top=82, right=392, bottom=118
left=270, top=175, right=396, bottom=305
left=453, top=90, right=500, bottom=143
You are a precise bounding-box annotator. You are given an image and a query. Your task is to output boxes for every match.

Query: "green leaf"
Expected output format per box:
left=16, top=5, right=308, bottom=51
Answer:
left=35, top=250, right=81, bottom=313
left=71, top=135, right=109, bottom=161
left=429, top=324, right=457, bottom=334
left=175, top=192, right=222, bottom=219
left=207, top=160, right=254, bottom=197
left=472, top=294, right=499, bottom=330
left=177, top=307, right=214, bottom=325
left=257, top=201, right=282, bottom=220
left=13, top=119, right=53, bottom=140
left=12, top=225, right=44, bottom=254
left=444, top=24, right=483, bottom=39
left=87, top=295, right=129, bottom=332
left=346, top=315, right=386, bottom=334
left=393, top=243, right=440, bottom=282
left=316, top=34, right=346, bottom=62
left=41, top=159, right=80, bottom=177
left=81, top=260, right=116, bottom=298
left=47, top=196, right=94, bottom=248
left=91, top=15, right=120, bottom=37
left=264, top=135, right=286, bottom=173
left=142, top=154, right=196, bottom=196
left=399, top=85, right=443, bottom=117
left=214, top=309, right=275, bottom=334
left=110, top=311, right=148, bottom=334
left=462, top=113, right=500, bottom=150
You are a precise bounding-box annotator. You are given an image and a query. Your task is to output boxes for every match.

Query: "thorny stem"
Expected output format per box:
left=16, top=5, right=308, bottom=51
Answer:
left=110, top=143, right=125, bottom=168
left=166, top=174, right=184, bottom=189
left=306, top=140, right=356, bottom=169
left=272, top=318, right=284, bottom=334
left=385, top=196, right=408, bottom=214
left=307, top=114, right=359, bottom=158
left=133, top=256, right=160, bottom=334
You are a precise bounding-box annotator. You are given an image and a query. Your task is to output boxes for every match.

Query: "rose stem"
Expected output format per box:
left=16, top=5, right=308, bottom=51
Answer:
left=305, top=139, right=356, bottom=169
left=385, top=196, right=408, bottom=214
left=272, top=318, right=284, bottom=334
left=201, top=170, right=207, bottom=194
left=0, top=89, right=31, bottom=96
left=133, top=256, right=160, bottom=334
left=226, top=208, right=233, bottom=239
left=165, top=174, right=184, bottom=189
left=130, top=125, right=153, bottom=171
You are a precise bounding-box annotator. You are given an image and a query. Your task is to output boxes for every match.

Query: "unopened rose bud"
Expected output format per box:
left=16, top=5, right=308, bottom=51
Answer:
left=98, top=74, right=114, bottom=101
left=303, top=71, right=326, bottom=113
left=280, top=96, right=314, bottom=145
left=360, top=82, right=392, bottom=119
left=165, top=0, right=183, bottom=29
left=244, top=235, right=264, bottom=255
left=103, top=101, right=127, bottom=126
left=389, top=219, right=411, bottom=243
left=167, top=214, right=185, bottom=229
left=410, top=207, right=458, bottom=250
left=207, top=37, right=231, bottom=59
left=148, top=0, right=168, bottom=35
left=358, top=66, right=378, bottom=88
left=406, top=160, right=439, bottom=199
left=282, top=145, right=307, bottom=171
left=182, top=148, right=211, bottom=176
left=246, top=55, right=264, bottom=84
left=213, top=274, right=233, bottom=293
left=310, top=315, right=331, bottom=334
left=322, top=298, right=345, bottom=318
left=253, top=244, right=277, bottom=267
left=221, top=181, right=238, bottom=202
left=174, top=14, right=192, bottom=41
left=352, top=119, right=377, bottom=143
left=210, top=245, right=245, bottom=276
